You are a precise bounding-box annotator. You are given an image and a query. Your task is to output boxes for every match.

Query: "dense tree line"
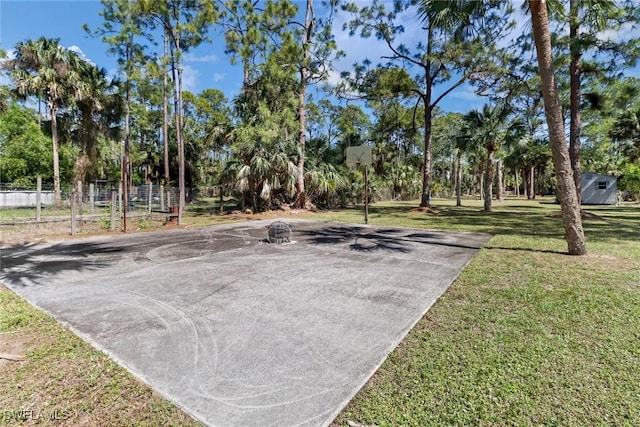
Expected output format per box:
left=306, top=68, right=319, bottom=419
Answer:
left=1, top=0, right=640, bottom=252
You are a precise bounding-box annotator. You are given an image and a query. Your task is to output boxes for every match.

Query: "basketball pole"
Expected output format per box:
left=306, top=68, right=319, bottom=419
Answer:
left=345, top=145, right=372, bottom=225
left=364, top=164, right=369, bottom=224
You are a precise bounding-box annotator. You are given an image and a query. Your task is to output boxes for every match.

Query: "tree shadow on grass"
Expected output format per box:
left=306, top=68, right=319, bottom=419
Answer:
left=366, top=203, right=639, bottom=243
left=296, top=223, right=488, bottom=253
left=482, top=245, right=568, bottom=255
left=0, top=241, right=123, bottom=288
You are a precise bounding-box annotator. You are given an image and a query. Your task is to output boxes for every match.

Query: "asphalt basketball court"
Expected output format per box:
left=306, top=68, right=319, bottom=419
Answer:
left=1, top=219, right=491, bottom=426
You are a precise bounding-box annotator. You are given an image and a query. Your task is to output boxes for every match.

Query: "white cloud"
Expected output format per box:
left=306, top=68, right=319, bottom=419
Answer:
left=184, top=53, right=218, bottom=63
left=181, top=64, right=199, bottom=92
left=325, top=69, right=343, bottom=88
left=212, top=72, right=224, bottom=83
left=67, top=45, right=95, bottom=65
left=0, top=50, right=14, bottom=86
left=599, top=21, right=637, bottom=43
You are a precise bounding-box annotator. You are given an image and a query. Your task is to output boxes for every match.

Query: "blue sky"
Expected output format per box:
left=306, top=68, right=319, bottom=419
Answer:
left=0, top=0, right=525, bottom=114
left=0, top=0, right=235, bottom=95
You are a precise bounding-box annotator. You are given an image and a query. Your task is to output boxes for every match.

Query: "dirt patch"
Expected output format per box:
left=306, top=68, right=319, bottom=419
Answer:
left=0, top=331, right=29, bottom=369
left=410, top=206, right=441, bottom=214
left=547, top=209, right=606, bottom=221
left=1, top=216, right=168, bottom=247
left=1, top=209, right=320, bottom=248
left=546, top=209, right=605, bottom=220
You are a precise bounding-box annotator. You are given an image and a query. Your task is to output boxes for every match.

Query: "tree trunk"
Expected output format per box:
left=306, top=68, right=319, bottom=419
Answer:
left=163, top=30, right=170, bottom=188
left=477, top=162, right=483, bottom=200
left=456, top=151, right=462, bottom=206
left=294, top=0, right=316, bottom=209
left=177, top=56, right=185, bottom=224
left=496, top=159, right=503, bottom=202
left=515, top=167, right=520, bottom=197
left=450, top=148, right=456, bottom=197
left=420, top=105, right=433, bottom=207
left=50, top=103, right=61, bottom=209
left=569, top=0, right=582, bottom=205
left=484, top=149, right=494, bottom=211
left=296, top=86, right=306, bottom=208
left=530, top=0, right=586, bottom=255
left=420, top=25, right=435, bottom=208
left=123, top=42, right=132, bottom=233
left=168, top=28, right=185, bottom=225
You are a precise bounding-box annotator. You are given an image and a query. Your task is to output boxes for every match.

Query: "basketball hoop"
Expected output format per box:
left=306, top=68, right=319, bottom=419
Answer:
left=345, top=145, right=373, bottom=225
left=346, top=145, right=373, bottom=167
left=267, top=221, right=292, bottom=244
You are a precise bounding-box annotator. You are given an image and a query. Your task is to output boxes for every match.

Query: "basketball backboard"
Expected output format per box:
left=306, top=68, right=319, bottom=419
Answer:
left=346, top=145, right=373, bottom=166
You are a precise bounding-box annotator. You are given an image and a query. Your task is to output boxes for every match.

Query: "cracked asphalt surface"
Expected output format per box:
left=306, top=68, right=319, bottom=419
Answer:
left=0, top=219, right=491, bottom=426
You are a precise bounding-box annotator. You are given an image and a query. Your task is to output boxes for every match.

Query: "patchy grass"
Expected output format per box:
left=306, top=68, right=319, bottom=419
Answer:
left=329, top=197, right=640, bottom=426
left=1, top=196, right=639, bottom=426
left=0, top=286, right=203, bottom=426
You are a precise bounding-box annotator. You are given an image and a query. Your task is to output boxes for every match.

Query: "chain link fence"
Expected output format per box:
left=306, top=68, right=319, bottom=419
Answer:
left=0, top=181, right=192, bottom=244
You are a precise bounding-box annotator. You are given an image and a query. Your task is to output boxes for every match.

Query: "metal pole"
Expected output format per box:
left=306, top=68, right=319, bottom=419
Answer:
left=364, top=165, right=369, bottom=224
left=148, top=182, right=153, bottom=214
left=110, top=191, right=117, bottom=232
left=70, top=190, right=77, bottom=235
left=77, top=181, right=83, bottom=216
left=36, top=175, right=42, bottom=222
left=122, top=155, right=127, bottom=233
left=89, top=183, right=95, bottom=214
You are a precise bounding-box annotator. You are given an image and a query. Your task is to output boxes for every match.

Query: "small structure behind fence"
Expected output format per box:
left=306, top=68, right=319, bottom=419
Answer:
left=581, top=172, right=617, bottom=205
left=0, top=180, right=189, bottom=241
left=0, top=190, right=55, bottom=207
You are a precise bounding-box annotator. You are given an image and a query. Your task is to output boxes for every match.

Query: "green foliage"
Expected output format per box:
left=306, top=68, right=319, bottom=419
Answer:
left=0, top=103, right=51, bottom=184
left=611, top=105, right=640, bottom=162
left=341, top=0, right=515, bottom=206
left=619, top=162, right=640, bottom=198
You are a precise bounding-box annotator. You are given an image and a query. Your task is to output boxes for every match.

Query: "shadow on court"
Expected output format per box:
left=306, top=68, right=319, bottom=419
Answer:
left=0, top=219, right=491, bottom=427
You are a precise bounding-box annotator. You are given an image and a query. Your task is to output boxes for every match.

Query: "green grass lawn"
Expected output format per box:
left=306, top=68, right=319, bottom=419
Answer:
left=1, top=196, right=639, bottom=426
left=329, top=197, right=640, bottom=426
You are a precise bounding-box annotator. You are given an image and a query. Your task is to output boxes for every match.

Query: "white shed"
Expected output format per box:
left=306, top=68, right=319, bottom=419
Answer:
left=581, top=172, right=617, bottom=205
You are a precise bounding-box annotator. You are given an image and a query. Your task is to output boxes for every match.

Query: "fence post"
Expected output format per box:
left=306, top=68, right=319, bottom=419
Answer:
left=77, top=181, right=83, bottom=216
left=118, top=181, right=123, bottom=218
left=36, top=175, right=42, bottom=222
left=71, top=190, right=77, bottom=235
left=148, top=182, right=153, bottom=214
left=110, top=191, right=117, bottom=232
left=160, top=185, right=165, bottom=211
left=89, top=183, right=95, bottom=214
left=219, top=185, right=224, bottom=215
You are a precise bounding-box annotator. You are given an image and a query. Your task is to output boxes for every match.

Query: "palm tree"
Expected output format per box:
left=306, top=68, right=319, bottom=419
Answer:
left=0, top=84, right=12, bottom=114
left=530, top=0, right=587, bottom=255
left=73, top=63, right=121, bottom=184
left=5, top=37, right=84, bottom=208
left=413, top=0, right=508, bottom=207
left=463, top=104, right=512, bottom=212
left=565, top=0, right=630, bottom=204
left=611, top=106, right=640, bottom=162
left=225, top=139, right=298, bottom=213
